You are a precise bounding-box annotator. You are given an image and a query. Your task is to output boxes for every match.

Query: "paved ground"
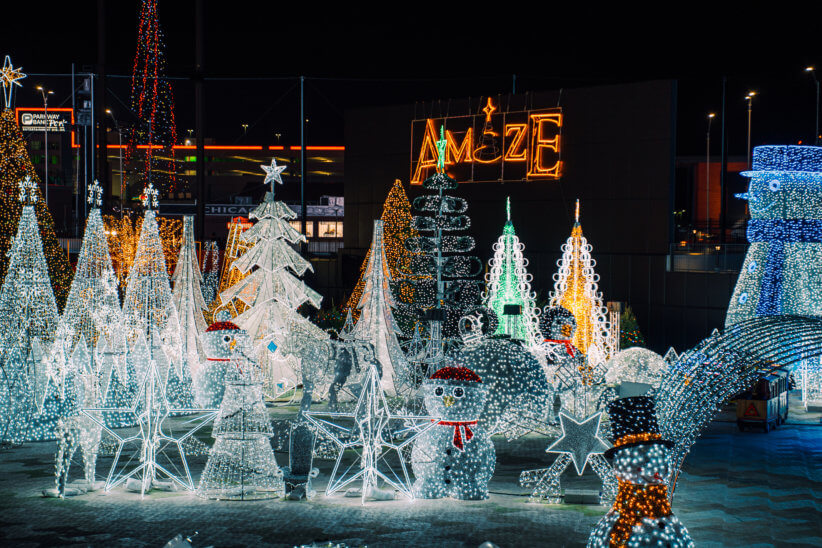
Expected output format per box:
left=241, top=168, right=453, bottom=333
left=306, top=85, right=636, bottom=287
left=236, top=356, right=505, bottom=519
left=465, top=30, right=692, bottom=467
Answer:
left=0, top=394, right=820, bottom=547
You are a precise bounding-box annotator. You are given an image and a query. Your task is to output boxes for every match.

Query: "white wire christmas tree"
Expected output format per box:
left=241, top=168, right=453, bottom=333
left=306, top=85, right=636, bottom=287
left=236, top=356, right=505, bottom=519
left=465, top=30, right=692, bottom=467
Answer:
left=549, top=200, right=614, bottom=374
left=219, top=159, right=325, bottom=395
left=0, top=176, right=63, bottom=442
left=200, top=240, right=220, bottom=308
left=197, top=355, right=284, bottom=500
left=171, top=215, right=207, bottom=387
left=482, top=197, right=541, bottom=347
left=348, top=220, right=408, bottom=395
left=121, top=184, right=191, bottom=409
left=49, top=181, right=123, bottom=394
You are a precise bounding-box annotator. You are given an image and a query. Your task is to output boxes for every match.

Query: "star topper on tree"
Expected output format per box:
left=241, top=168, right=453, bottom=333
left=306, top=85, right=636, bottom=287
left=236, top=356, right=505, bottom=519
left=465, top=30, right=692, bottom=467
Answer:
left=19, top=175, right=38, bottom=204
left=87, top=180, right=103, bottom=208
left=261, top=158, right=287, bottom=196
left=1, top=55, right=27, bottom=109
left=141, top=183, right=159, bottom=210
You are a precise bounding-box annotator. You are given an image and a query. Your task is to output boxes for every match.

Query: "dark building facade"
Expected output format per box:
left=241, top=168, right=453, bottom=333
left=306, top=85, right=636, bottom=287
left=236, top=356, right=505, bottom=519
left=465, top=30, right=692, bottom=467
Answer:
left=344, top=80, right=738, bottom=353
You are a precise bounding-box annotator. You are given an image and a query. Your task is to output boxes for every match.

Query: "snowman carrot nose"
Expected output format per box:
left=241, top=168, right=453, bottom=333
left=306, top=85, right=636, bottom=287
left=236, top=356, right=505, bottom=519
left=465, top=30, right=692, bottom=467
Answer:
left=443, top=395, right=455, bottom=407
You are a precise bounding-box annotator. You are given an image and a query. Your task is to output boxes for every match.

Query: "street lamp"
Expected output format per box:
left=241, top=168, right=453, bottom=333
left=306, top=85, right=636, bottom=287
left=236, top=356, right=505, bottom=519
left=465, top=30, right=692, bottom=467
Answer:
left=706, top=113, right=715, bottom=236
left=35, top=86, right=54, bottom=206
left=106, top=109, right=125, bottom=216
left=745, top=91, right=756, bottom=169
left=806, top=67, right=820, bottom=145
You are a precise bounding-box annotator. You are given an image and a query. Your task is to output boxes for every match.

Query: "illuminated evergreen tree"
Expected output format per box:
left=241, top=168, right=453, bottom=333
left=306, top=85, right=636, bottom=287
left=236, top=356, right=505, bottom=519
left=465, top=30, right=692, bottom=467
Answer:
left=171, top=216, right=207, bottom=378
left=482, top=197, right=540, bottom=346
left=126, top=0, right=178, bottom=193
left=404, top=127, right=482, bottom=357
left=201, top=240, right=220, bottom=307
left=549, top=200, right=614, bottom=368
left=619, top=306, right=646, bottom=349
left=121, top=185, right=191, bottom=408
left=211, top=218, right=252, bottom=319
left=347, top=179, right=419, bottom=333
left=219, top=161, right=326, bottom=392
left=0, top=108, right=73, bottom=308
left=348, top=221, right=409, bottom=395
left=0, top=178, right=65, bottom=441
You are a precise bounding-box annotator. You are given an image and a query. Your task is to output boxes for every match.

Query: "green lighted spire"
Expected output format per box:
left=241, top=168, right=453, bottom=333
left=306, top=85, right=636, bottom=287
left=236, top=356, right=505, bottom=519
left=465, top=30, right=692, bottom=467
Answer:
left=436, top=125, right=447, bottom=173
left=482, top=199, right=540, bottom=345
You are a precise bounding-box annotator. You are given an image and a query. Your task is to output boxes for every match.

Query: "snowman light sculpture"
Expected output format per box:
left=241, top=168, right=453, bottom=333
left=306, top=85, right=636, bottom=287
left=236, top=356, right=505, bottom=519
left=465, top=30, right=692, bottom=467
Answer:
left=195, top=310, right=252, bottom=408
left=412, top=365, right=495, bottom=500
left=588, top=396, right=694, bottom=548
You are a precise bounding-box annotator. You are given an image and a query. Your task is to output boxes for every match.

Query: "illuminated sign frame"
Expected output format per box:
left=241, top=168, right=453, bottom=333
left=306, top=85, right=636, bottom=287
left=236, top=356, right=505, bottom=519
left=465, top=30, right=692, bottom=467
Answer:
left=410, top=98, right=562, bottom=184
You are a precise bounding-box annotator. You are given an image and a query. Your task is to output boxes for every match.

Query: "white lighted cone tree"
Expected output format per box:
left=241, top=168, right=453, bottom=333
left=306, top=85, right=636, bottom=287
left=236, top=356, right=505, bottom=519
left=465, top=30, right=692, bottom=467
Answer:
left=201, top=240, right=220, bottom=308
left=44, top=181, right=122, bottom=491
left=0, top=177, right=63, bottom=442
left=348, top=220, right=408, bottom=395
left=198, top=356, right=284, bottom=500
left=482, top=197, right=541, bottom=347
left=120, top=184, right=191, bottom=409
left=549, top=200, right=615, bottom=376
left=171, top=216, right=207, bottom=387
left=219, top=159, right=326, bottom=396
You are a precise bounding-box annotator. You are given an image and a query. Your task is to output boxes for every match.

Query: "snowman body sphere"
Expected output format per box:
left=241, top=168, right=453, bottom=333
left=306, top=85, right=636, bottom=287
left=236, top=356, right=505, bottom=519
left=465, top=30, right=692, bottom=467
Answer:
left=195, top=310, right=252, bottom=408
left=588, top=396, right=694, bottom=548
left=412, top=366, right=495, bottom=500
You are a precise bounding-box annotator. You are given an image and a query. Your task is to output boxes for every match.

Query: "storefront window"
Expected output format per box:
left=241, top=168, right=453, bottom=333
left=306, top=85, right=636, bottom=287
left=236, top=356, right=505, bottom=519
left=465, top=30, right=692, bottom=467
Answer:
left=318, top=221, right=343, bottom=238
left=289, top=220, right=314, bottom=238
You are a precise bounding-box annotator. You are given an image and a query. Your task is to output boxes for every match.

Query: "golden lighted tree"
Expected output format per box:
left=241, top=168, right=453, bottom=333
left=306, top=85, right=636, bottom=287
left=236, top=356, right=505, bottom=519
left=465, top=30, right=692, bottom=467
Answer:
left=346, top=179, right=420, bottom=331
left=104, top=213, right=182, bottom=289
left=549, top=200, right=614, bottom=364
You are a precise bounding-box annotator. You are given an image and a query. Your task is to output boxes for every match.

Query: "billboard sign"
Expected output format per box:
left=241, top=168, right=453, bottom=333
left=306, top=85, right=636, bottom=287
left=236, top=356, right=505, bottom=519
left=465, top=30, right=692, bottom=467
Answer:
left=16, top=107, right=73, bottom=133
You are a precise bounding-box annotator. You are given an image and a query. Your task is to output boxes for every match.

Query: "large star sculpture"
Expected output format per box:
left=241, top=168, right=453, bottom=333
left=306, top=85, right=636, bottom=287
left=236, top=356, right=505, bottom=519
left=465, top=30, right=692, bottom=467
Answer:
left=547, top=411, right=610, bottom=474
left=520, top=410, right=617, bottom=504
left=261, top=158, right=287, bottom=194
left=85, top=344, right=217, bottom=496
left=306, top=361, right=436, bottom=504
left=1, top=55, right=27, bottom=109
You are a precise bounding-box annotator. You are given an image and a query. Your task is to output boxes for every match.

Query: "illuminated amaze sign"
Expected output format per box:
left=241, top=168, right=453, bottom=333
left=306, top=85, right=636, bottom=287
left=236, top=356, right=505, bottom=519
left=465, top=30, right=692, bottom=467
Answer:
left=411, top=98, right=562, bottom=184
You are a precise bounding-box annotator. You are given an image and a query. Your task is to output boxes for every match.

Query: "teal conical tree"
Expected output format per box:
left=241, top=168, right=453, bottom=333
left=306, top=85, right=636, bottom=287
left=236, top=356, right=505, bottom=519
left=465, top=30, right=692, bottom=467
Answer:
left=482, top=197, right=540, bottom=347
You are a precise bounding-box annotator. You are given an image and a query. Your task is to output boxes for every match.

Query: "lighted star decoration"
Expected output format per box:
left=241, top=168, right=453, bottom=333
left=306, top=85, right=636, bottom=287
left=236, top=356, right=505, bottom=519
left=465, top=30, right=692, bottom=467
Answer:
left=84, top=344, right=217, bottom=496
left=261, top=158, right=287, bottom=194
left=548, top=411, right=609, bottom=474
left=141, top=183, right=159, bottom=210
left=482, top=97, right=497, bottom=123
left=87, top=179, right=103, bottom=208
left=1, top=55, right=26, bottom=109
left=520, top=410, right=616, bottom=503
left=305, top=360, right=436, bottom=503
left=18, top=175, right=38, bottom=204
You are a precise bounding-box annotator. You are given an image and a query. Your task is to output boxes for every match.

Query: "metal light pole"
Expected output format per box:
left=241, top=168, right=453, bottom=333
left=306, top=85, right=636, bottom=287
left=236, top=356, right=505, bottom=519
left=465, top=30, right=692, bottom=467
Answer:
left=745, top=91, right=756, bottom=169
left=806, top=67, right=820, bottom=145
left=106, top=109, right=124, bottom=217
left=706, top=113, right=715, bottom=236
left=35, top=86, right=54, bottom=206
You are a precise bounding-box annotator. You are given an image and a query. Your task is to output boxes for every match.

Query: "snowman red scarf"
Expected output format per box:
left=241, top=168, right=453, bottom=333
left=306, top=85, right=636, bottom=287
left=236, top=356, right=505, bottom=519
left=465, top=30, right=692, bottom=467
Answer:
left=436, top=420, right=478, bottom=451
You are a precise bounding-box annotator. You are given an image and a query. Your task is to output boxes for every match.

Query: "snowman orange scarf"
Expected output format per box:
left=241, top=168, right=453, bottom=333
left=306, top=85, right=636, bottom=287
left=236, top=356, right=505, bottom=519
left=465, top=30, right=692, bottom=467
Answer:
left=436, top=420, right=478, bottom=451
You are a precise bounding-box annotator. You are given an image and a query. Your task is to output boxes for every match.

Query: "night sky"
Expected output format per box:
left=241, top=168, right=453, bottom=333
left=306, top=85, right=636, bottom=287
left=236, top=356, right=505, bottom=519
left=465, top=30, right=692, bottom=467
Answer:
left=5, top=2, right=821, bottom=155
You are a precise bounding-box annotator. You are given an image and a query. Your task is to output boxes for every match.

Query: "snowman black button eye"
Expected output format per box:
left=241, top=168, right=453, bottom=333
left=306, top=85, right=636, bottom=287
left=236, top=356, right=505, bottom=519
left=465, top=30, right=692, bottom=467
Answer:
left=223, top=335, right=232, bottom=343
left=453, top=387, right=464, bottom=398
left=434, top=386, right=444, bottom=396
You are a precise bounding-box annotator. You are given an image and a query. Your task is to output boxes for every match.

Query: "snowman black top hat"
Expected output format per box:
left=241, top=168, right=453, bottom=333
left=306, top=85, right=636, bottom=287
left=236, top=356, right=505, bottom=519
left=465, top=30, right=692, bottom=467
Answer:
left=604, top=396, right=673, bottom=459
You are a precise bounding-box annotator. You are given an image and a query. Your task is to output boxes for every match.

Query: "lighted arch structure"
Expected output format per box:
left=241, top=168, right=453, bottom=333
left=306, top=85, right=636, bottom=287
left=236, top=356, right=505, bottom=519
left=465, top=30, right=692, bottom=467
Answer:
left=656, top=315, right=822, bottom=492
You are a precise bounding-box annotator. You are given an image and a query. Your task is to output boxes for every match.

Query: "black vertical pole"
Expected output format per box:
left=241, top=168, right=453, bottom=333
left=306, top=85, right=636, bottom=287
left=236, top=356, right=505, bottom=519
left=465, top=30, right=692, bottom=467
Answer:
left=719, top=76, right=727, bottom=244
left=300, top=76, right=306, bottom=240
left=96, top=0, right=109, bottom=207
left=195, top=0, right=206, bottom=242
